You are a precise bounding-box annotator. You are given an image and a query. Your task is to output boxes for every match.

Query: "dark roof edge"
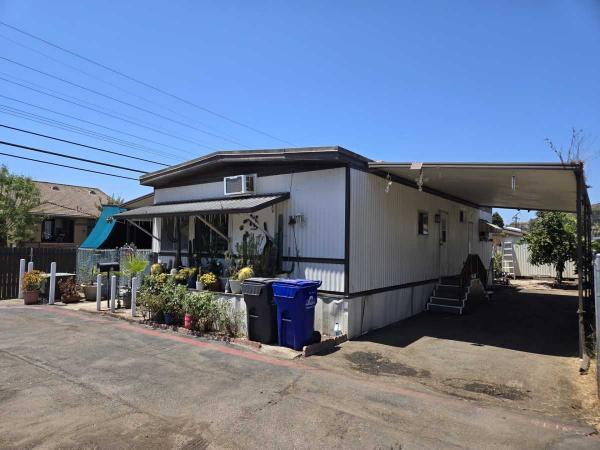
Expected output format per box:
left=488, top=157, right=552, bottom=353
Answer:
left=368, top=162, right=581, bottom=170
left=140, top=146, right=371, bottom=186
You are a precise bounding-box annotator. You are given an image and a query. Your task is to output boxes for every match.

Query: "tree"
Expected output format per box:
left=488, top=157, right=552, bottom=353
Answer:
left=521, top=211, right=576, bottom=284
left=491, top=212, right=504, bottom=228
left=0, top=166, right=40, bottom=246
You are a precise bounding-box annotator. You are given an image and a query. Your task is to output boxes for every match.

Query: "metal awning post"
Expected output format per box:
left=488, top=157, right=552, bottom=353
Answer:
left=576, top=166, right=585, bottom=358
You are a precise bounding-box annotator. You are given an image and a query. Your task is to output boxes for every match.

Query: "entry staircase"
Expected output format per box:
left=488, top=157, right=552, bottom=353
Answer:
left=426, top=254, right=488, bottom=315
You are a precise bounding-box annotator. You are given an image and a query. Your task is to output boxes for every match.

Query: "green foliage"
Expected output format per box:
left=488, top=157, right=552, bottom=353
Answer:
left=174, top=267, right=197, bottom=283
left=592, top=240, right=600, bottom=254
left=0, top=165, right=40, bottom=245
left=122, top=254, right=149, bottom=278
left=493, top=251, right=503, bottom=275
left=521, top=211, right=576, bottom=283
left=491, top=212, right=504, bottom=228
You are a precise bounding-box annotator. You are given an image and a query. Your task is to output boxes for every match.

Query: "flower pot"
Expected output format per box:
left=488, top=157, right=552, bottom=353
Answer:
left=196, top=281, right=204, bottom=291
left=61, top=296, right=80, bottom=304
left=184, top=313, right=196, bottom=330
left=219, top=277, right=229, bottom=292
left=229, top=279, right=242, bottom=294
left=83, top=284, right=98, bottom=301
left=163, top=312, right=179, bottom=326
left=23, top=290, right=39, bottom=305
left=151, top=311, right=164, bottom=323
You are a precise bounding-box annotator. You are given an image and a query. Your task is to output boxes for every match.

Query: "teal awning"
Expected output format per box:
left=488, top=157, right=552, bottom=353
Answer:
left=80, top=205, right=125, bottom=249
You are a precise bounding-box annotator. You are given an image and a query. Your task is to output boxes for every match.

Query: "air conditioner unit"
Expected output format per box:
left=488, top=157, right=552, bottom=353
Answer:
left=224, top=174, right=255, bottom=196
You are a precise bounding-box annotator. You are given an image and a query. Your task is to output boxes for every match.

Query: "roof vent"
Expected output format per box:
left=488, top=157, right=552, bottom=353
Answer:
left=52, top=186, right=59, bottom=191
left=89, top=190, right=96, bottom=195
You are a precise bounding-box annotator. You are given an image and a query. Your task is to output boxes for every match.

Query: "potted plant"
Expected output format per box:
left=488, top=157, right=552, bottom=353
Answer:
left=182, top=292, right=199, bottom=330
left=82, top=267, right=102, bottom=301
left=58, top=278, right=81, bottom=303
left=230, top=266, right=255, bottom=294
left=199, top=272, right=218, bottom=291
left=22, top=270, right=45, bottom=305
left=163, top=282, right=186, bottom=326
left=195, top=274, right=204, bottom=291
left=122, top=254, right=149, bottom=308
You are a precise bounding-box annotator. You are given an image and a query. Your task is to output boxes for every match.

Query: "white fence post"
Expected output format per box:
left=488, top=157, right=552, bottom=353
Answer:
left=131, top=277, right=137, bottom=317
left=18, top=259, right=25, bottom=299
left=27, top=261, right=33, bottom=273
left=48, top=262, right=56, bottom=305
left=110, top=275, right=116, bottom=313
left=594, top=255, right=600, bottom=397
left=96, top=274, right=102, bottom=311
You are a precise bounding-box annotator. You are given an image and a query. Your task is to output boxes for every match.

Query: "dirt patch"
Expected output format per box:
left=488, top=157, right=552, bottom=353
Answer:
left=345, top=351, right=430, bottom=378
left=447, top=380, right=530, bottom=401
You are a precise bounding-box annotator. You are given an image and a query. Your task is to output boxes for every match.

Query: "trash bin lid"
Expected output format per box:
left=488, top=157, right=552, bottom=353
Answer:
left=272, top=279, right=322, bottom=288
left=244, top=277, right=279, bottom=285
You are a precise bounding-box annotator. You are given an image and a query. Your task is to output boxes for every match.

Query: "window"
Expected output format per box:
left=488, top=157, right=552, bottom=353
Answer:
left=459, top=210, right=465, bottom=223
left=160, top=216, right=189, bottom=251
left=195, top=214, right=229, bottom=254
left=418, top=211, right=429, bottom=235
left=41, top=218, right=74, bottom=243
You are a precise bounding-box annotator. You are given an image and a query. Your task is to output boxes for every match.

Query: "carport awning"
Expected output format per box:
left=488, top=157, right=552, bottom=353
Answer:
left=114, top=193, right=290, bottom=219
left=368, top=162, right=580, bottom=212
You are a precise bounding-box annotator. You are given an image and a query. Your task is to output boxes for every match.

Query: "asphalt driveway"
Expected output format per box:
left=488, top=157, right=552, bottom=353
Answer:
left=0, top=300, right=598, bottom=449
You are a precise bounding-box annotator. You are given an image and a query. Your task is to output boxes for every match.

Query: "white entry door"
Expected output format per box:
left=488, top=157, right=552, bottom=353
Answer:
left=438, top=211, right=449, bottom=277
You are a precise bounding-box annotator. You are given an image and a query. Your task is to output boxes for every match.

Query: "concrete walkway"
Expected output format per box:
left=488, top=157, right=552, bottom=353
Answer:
left=0, top=301, right=598, bottom=449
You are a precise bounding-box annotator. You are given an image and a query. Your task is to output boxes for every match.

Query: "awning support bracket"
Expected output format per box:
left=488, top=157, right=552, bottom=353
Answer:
left=195, top=215, right=230, bottom=242
left=122, top=219, right=161, bottom=243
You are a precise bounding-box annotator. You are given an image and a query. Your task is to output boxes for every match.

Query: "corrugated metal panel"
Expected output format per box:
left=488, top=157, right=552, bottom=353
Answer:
left=116, top=194, right=288, bottom=218
left=281, top=261, right=345, bottom=293
left=512, top=242, right=576, bottom=278
left=349, top=169, right=492, bottom=293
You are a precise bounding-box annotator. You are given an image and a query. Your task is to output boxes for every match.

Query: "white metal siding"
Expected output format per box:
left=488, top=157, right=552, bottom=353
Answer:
left=511, top=241, right=576, bottom=278
left=153, top=168, right=347, bottom=290
left=349, top=169, right=491, bottom=293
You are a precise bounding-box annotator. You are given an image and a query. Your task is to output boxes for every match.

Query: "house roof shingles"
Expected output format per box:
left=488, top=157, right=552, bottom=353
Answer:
left=30, top=181, right=111, bottom=219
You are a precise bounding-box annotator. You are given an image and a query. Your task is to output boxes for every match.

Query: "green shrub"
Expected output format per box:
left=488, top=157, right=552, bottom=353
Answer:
left=216, top=301, right=244, bottom=337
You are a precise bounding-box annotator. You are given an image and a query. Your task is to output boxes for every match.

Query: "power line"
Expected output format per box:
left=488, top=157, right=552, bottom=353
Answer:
left=0, top=150, right=138, bottom=180
left=0, top=21, right=296, bottom=146
left=0, top=55, right=251, bottom=149
left=0, top=123, right=168, bottom=166
left=0, top=103, right=182, bottom=160
left=0, top=93, right=192, bottom=156
left=0, top=32, right=254, bottom=146
left=0, top=73, right=216, bottom=150
left=0, top=140, right=146, bottom=173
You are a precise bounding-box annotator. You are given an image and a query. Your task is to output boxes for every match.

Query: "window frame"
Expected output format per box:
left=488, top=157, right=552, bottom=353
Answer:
left=418, top=211, right=429, bottom=236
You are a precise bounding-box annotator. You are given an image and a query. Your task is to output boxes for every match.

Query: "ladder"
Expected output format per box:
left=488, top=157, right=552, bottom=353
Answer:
left=502, top=241, right=516, bottom=279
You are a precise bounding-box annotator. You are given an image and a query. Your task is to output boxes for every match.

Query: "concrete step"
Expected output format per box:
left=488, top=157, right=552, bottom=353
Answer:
left=429, top=297, right=465, bottom=307
left=427, top=303, right=463, bottom=314
left=434, top=285, right=463, bottom=299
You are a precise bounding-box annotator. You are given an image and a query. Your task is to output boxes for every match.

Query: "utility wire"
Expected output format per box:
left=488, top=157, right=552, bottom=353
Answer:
left=0, top=74, right=216, bottom=150
left=0, top=93, right=192, bottom=155
left=0, top=32, right=253, bottom=146
left=0, top=104, right=182, bottom=160
left=0, top=150, right=138, bottom=180
left=0, top=21, right=296, bottom=146
left=0, top=140, right=146, bottom=173
left=0, top=55, right=251, bottom=149
left=0, top=123, right=167, bottom=166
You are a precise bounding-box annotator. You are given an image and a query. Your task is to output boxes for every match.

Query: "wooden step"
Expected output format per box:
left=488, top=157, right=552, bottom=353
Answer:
left=427, top=303, right=463, bottom=314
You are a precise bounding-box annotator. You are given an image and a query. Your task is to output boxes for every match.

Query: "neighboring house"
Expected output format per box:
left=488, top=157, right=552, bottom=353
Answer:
left=491, top=226, right=576, bottom=279
left=116, top=147, right=497, bottom=337
left=25, top=181, right=110, bottom=248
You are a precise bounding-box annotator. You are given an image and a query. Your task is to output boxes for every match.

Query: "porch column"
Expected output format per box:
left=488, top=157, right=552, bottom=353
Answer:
left=576, top=165, right=585, bottom=358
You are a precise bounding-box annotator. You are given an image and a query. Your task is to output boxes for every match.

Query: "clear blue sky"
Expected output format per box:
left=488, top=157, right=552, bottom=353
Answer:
left=0, top=1, right=598, bottom=224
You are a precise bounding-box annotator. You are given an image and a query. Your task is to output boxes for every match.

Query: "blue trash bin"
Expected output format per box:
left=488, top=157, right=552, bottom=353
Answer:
left=272, top=279, right=322, bottom=350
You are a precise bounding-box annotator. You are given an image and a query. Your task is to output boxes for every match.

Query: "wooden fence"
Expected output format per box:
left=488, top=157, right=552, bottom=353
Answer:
left=0, top=247, right=77, bottom=300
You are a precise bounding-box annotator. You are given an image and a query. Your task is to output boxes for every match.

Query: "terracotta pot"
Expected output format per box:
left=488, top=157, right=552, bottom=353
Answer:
left=184, top=314, right=196, bottom=330
left=23, top=290, right=39, bottom=305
